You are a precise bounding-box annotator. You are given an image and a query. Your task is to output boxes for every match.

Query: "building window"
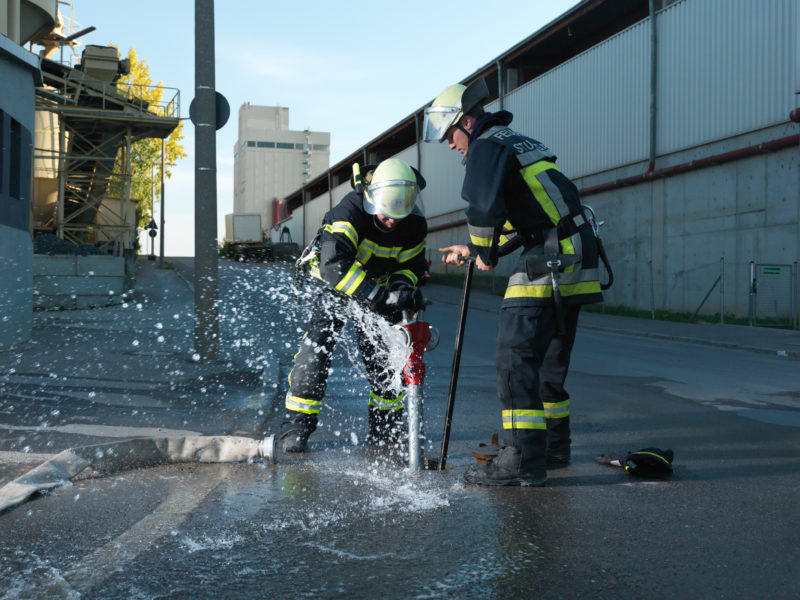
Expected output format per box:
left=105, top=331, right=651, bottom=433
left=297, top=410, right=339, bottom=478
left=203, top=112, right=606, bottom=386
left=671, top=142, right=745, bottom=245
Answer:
left=247, top=141, right=256, bottom=147
left=276, top=142, right=294, bottom=149
left=9, top=117, right=22, bottom=199
left=257, top=141, right=275, bottom=148
left=313, top=144, right=328, bottom=151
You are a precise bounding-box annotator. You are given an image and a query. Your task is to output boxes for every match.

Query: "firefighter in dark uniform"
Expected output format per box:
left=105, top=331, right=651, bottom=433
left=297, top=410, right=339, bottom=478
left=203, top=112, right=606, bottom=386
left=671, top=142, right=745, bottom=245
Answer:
left=423, top=79, right=603, bottom=486
left=280, top=158, right=428, bottom=453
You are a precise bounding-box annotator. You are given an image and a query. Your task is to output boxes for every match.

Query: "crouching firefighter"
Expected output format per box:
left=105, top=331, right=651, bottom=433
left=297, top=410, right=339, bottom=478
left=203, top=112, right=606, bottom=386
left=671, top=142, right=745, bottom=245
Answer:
left=424, top=78, right=606, bottom=486
left=281, top=158, right=429, bottom=453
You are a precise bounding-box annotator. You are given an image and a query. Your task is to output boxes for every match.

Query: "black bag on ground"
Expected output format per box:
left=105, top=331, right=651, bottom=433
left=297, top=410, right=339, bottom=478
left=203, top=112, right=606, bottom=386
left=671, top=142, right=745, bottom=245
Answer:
left=624, top=447, right=674, bottom=478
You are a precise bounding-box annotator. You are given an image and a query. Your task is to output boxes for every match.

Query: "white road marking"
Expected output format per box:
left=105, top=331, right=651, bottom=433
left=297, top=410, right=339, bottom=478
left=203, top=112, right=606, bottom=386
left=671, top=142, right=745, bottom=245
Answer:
left=1, top=423, right=201, bottom=439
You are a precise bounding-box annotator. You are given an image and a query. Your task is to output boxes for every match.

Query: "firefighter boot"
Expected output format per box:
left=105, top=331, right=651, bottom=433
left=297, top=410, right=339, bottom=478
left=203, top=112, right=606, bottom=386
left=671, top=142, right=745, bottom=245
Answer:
left=463, top=431, right=546, bottom=487
left=547, top=415, right=571, bottom=468
left=279, top=413, right=318, bottom=453
left=367, top=407, right=406, bottom=447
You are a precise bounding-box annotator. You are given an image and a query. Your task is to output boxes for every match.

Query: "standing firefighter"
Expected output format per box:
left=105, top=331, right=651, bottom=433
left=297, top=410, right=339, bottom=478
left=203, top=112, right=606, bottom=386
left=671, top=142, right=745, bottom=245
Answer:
left=281, top=158, right=428, bottom=453
left=424, top=79, right=603, bottom=486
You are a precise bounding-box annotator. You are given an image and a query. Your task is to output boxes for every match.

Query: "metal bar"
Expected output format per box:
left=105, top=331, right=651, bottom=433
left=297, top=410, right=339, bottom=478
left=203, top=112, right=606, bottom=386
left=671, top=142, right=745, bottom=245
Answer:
left=793, top=262, right=798, bottom=330
left=438, top=258, right=475, bottom=471
left=122, top=128, right=132, bottom=252
left=690, top=275, right=720, bottom=323
left=160, top=138, right=165, bottom=267
left=57, top=120, right=67, bottom=239
left=748, top=261, right=755, bottom=327
left=720, top=256, right=725, bottom=324
left=407, top=384, right=422, bottom=471
left=648, top=0, right=657, bottom=173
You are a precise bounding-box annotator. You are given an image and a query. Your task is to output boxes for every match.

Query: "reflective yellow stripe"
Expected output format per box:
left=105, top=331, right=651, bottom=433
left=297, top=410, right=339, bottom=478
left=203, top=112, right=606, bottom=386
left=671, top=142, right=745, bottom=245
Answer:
left=520, top=161, right=561, bottom=226
left=357, top=239, right=402, bottom=260
left=520, top=162, right=578, bottom=270
left=504, top=280, right=601, bottom=299
left=368, top=391, right=404, bottom=410
left=335, top=262, right=367, bottom=295
left=502, top=409, right=546, bottom=429
left=285, top=395, right=322, bottom=414
left=498, top=221, right=514, bottom=247
left=324, top=221, right=358, bottom=248
left=391, top=269, right=418, bottom=286
left=543, top=400, right=570, bottom=419
left=470, top=233, right=493, bottom=247
left=398, top=240, right=425, bottom=262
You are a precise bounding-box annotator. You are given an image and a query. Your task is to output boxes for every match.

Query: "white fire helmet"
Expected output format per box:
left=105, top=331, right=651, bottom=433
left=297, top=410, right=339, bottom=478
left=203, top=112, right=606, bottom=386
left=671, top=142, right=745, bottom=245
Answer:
left=363, top=158, right=420, bottom=220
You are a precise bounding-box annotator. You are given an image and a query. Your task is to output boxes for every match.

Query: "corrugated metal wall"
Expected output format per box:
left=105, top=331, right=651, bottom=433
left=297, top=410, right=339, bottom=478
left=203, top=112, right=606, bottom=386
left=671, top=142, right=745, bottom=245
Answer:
left=657, top=0, right=797, bottom=155
left=503, top=19, right=650, bottom=179
left=495, top=0, right=797, bottom=180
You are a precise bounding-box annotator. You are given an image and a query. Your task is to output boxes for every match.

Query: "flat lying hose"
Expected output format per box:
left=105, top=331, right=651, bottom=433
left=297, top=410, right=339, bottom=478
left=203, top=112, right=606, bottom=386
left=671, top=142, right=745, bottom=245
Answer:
left=0, top=435, right=276, bottom=513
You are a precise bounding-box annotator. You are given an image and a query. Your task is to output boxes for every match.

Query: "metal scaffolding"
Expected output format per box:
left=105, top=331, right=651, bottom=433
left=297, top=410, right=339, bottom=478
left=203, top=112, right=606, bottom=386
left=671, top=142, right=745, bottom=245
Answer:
left=34, top=54, right=180, bottom=255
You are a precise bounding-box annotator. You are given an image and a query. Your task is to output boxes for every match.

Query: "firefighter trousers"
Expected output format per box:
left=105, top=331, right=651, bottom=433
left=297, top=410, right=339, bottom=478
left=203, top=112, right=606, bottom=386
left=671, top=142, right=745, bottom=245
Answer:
left=495, top=302, right=581, bottom=467
left=285, top=292, right=404, bottom=425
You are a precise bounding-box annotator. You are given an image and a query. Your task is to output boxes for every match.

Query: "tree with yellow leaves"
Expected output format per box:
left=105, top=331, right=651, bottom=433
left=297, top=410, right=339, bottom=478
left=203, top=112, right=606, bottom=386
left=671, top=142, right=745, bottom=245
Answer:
left=108, top=46, right=186, bottom=241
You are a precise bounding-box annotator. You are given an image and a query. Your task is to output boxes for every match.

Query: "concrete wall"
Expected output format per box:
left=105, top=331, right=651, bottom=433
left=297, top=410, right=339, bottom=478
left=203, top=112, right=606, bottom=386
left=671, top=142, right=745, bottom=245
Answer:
left=572, top=123, right=800, bottom=318
left=33, top=255, right=130, bottom=310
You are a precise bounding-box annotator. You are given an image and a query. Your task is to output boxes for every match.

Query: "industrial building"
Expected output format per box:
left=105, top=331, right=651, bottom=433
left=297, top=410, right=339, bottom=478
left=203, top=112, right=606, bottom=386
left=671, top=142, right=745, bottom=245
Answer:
left=233, top=104, right=329, bottom=242
left=283, top=0, right=800, bottom=326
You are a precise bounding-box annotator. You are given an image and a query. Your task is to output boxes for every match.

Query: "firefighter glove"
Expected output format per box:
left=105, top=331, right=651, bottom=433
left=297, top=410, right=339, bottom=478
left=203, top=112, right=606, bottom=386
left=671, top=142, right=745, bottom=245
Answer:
left=385, top=285, right=425, bottom=313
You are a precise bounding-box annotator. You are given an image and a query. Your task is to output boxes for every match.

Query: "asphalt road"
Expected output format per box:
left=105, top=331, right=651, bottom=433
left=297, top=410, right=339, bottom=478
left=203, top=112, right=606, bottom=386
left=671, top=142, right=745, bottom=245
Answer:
left=1, top=259, right=798, bottom=599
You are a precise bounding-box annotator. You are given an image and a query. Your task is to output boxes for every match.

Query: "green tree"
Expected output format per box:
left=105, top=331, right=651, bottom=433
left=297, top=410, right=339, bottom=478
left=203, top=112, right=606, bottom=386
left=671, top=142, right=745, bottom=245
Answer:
left=108, top=46, right=186, bottom=237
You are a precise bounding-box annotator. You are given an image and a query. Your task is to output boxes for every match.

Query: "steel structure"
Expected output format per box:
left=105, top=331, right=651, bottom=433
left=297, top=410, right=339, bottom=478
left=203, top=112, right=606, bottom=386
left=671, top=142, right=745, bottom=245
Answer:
left=34, top=54, right=179, bottom=254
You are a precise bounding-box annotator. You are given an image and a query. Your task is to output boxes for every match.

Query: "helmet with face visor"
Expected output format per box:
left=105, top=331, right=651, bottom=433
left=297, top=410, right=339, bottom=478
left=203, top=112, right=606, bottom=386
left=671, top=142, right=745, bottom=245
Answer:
left=362, top=158, right=424, bottom=220
left=422, top=78, right=490, bottom=143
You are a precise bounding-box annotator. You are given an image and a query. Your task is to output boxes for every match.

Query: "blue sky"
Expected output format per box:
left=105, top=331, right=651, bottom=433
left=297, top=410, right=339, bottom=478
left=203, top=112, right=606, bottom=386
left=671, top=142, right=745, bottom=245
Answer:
left=65, top=0, right=581, bottom=256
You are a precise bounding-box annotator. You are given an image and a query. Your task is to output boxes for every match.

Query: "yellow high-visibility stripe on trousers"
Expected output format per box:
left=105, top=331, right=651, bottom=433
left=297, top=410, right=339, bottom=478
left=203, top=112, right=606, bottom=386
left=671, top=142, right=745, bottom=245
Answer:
left=543, top=399, right=569, bottom=419
left=285, top=394, right=322, bottom=415
left=502, top=409, right=546, bottom=429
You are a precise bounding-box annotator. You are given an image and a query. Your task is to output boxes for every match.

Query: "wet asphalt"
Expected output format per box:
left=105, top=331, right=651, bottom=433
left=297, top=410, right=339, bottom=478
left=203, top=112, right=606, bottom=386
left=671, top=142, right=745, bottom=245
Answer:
left=1, top=257, right=799, bottom=599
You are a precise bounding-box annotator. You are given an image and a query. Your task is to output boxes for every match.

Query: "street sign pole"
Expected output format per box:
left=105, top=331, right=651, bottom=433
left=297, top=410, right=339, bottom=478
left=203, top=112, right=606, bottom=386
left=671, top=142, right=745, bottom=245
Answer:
left=194, top=0, right=220, bottom=361
left=159, top=137, right=165, bottom=268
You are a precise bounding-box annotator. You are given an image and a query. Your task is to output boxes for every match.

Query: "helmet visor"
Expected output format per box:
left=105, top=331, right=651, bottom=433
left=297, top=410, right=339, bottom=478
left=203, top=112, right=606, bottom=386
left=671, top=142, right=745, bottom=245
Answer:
left=364, top=180, right=419, bottom=219
left=423, top=106, right=460, bottom=143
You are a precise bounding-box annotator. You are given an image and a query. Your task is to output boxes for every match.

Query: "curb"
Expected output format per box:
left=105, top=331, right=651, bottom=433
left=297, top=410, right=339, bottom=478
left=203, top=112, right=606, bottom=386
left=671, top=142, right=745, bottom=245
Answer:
left=578, top=324, right=800, bottom=360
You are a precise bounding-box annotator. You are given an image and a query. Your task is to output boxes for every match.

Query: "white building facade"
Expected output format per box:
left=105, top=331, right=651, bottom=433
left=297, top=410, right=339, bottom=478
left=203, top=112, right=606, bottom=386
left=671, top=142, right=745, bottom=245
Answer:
left=233, top=104, right=329, bottom=241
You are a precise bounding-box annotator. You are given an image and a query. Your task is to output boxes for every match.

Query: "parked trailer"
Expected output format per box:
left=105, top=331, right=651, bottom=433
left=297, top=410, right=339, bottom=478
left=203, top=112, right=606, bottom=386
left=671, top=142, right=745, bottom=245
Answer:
left=224, top=214, right=273, bottom=261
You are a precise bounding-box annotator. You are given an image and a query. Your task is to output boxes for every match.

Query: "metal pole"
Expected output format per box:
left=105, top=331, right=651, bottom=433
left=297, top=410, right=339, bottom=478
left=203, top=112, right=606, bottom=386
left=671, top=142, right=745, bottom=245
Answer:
left=748, top=261, right=755, bottom=327
left=720, top=257, right=724, bottom=324
left=150, top=165, right=155, bottom=259
left=159, top=138, right=165, bottom=267
left=438, top=259, right=475, bottom=471
left=648, top=0, right=657, bottom=174
left=56, top=120, right=66, bottom=240
left=194, top=0, right=219, bottom=361
left=792, top=261, right=798, bottom=330
left=496, top=59, right=504, bottom=110
left=407, top=380, right=423, bottom=471
left=649, top=259, right=656, bottom=320
left=124, top=128, right=133, bottom=251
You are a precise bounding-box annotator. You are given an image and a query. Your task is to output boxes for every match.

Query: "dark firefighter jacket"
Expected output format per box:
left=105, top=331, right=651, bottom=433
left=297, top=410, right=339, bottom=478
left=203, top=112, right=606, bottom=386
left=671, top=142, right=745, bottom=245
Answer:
left=308, top=191, right=428, bottom=300
left=462, top=110, right=603, bottom=308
